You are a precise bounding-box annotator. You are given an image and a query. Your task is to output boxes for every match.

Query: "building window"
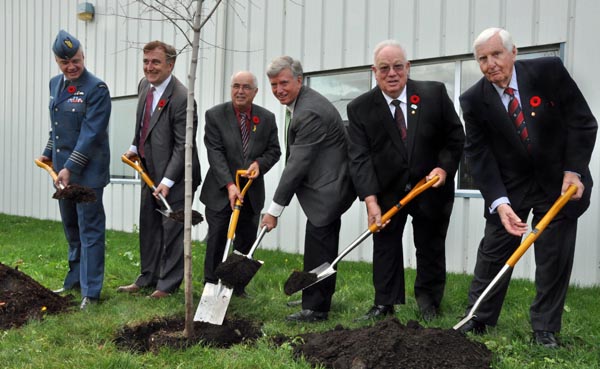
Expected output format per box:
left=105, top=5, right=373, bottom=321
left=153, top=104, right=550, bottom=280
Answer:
left=305, top=69, right=372, bottom=122
left=108, top=96, right=138, bottom=181
left=306, top=45, right=560, bottom=195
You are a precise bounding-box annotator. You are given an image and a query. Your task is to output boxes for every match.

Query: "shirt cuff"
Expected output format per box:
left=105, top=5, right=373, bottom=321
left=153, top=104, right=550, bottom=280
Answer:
left=129, top=145, right=138, bottom=154
left=564, top=170, right=581, bottom=178
left=267, top=201, right=285, bottom=217
left=161, top=177, right=175, bottom=188
left=489, top=197, right=510, bottom=214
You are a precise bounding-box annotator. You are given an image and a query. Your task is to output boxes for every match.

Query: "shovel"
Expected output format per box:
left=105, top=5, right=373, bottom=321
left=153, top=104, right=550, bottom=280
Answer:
left=215, top=225, right=268, bottom=290
left=453, top=184, right=577, bottom=331
left=284, top=175, right=440, bottom=295
left=121, top=154, right=203, bottom=225
left=34, top=159, right=96, bottom=202
left=194, top=170, right=254, bottom=325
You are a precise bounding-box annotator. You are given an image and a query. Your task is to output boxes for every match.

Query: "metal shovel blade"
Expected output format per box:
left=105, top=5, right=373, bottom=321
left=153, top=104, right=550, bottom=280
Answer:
left=194, top=281, right=234, bottom=325
left=293, top=263, right=337, bottom=294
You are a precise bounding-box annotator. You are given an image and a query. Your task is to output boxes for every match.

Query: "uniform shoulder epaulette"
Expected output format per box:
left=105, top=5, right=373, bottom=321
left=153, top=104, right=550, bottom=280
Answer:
left=97, top=83, right=108, bottom=89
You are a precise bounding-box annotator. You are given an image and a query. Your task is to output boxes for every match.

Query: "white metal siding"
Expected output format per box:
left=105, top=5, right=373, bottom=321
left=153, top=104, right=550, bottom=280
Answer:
left=1, top=0, right=598, bottom=286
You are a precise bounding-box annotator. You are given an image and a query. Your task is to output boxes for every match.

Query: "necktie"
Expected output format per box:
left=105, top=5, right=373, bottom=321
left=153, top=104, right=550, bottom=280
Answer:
left=240, top=112, right=250, bottom=156
left=391, top=99, right=407, bottom=141
left=139, top=86, right=155, bottom=158
left=505, top=87, right=531, bottom=151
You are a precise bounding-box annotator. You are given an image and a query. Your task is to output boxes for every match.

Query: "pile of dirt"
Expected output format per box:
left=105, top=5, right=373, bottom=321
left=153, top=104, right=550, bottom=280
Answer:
left=114, top=315, right=263, bottom=353
left=0, top=262, right=74, bottom=329
left=291, top=318, right=492, bottom=369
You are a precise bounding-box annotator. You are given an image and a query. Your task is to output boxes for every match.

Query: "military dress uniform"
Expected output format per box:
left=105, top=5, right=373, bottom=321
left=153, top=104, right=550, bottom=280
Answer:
left=42, top=30, right=111, bottom=302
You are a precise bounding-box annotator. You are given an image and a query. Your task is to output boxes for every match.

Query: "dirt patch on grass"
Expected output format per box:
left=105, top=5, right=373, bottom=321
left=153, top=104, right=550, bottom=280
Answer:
left=114, top=315, right=263, bottom=353
left=0, top=262, right=74, bottom=329
left=290, top=318, right=492, bottom=369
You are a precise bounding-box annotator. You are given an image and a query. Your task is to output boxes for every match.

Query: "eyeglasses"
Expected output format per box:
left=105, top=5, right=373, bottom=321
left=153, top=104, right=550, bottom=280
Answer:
left=377, top=64, right=406, bottom=75
left=231, top=84, right=255, bottom=91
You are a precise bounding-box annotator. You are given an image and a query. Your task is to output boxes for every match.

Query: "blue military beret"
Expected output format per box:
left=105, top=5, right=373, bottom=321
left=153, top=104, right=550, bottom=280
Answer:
left=52, top=30, right=80, bottom=59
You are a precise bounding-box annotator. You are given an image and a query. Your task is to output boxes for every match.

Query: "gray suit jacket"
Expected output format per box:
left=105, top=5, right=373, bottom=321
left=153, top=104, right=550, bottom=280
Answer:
left=133, top=76, right=201, bottom=201
left=200, top=102, right=281, bottom=213
left=273, top=86, right=356, bottom=226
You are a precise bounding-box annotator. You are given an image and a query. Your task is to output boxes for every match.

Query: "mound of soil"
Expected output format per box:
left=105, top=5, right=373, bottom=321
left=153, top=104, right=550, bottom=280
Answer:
left=114, top=316, right=262, bottom=353
left=292, top=318, right=492, bottom=369
left=0, top=262, right=74, bottom=329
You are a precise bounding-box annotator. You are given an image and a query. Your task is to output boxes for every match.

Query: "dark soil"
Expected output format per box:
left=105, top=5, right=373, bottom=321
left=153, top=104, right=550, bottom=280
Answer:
left=168, top=210, right=204, bottom=225
left=113, top=315, right=263, bottom=353
left=53, top=184, right=97, bottom=203
left=284, top=270, right=318, bottom=295
left=0, top=262, right=74, bottom=329
left=215, top=253, right=262, bottom=289
left=289, top=318, right=492, bottom=369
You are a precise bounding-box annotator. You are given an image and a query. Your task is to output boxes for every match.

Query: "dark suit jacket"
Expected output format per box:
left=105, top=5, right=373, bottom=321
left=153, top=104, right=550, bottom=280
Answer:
left=273, top=86, right=355, bottom=227
left=200, top=102, right=281, bottom=213
left=133, top=77, right=201, bottom=200
left=460, top=57, right=597, bottom=220
left=347, top=80, right=465, bottom=218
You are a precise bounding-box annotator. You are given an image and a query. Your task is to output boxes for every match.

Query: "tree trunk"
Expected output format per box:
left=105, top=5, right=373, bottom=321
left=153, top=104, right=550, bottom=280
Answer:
left=183, top=0, right=204, bottom=338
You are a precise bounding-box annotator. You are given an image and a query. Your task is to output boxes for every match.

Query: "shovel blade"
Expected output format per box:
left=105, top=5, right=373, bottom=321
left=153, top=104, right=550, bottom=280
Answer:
left=194, top=282, right=234, bottom=325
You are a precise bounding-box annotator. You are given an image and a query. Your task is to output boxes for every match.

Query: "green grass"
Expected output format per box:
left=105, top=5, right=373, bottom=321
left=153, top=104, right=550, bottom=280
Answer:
left=1, top=213, right=599, bottom=369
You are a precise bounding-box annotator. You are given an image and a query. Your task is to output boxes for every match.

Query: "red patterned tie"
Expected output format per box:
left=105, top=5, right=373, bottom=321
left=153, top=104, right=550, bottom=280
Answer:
left=391, top=99, right=407, bottom=141
left=505, top=87, right=530, bottom=151
left=240, top=112, right=250, bottom=156
left=139, top=87, right=155, bottom=158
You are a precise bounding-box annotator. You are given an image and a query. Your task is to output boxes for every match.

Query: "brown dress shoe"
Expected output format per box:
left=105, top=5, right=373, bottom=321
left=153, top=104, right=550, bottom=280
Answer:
left=149, top=290, right=171, bottom=299
left=116, top=283, right=141, bottom=293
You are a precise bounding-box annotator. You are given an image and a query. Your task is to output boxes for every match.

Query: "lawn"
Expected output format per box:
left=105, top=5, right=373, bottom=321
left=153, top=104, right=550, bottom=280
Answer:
left=0, top=214, right=599, bottom=368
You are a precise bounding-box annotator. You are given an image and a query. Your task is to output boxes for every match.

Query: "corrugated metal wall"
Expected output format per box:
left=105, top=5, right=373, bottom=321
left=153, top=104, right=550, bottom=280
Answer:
left=1, top=0, right=599, bottom=286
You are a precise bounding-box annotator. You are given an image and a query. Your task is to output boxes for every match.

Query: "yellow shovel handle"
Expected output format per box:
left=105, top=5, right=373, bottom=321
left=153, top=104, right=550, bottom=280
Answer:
left=506, top=184, right=577, bottom=267
left=226, top=170, right=255, bottom=239
left=121, top=154, right=157, bottom=190
left=35, top=159, right=58, bottom=182
left=369, top=175, right=440, bottom=233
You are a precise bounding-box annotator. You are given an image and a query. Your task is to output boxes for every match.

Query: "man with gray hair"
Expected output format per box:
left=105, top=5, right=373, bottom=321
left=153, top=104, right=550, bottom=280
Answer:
left=201, top=71, right=280, bottom=296
left=458, top=28, right=596, bottom=348
left=347, top=40, right=464, bottom=322
left=261, top=56, right=355, bottom=322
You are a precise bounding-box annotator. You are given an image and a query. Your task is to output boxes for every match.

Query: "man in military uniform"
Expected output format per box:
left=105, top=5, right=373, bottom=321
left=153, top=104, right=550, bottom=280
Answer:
left=37, top=30, right=111, bottom=310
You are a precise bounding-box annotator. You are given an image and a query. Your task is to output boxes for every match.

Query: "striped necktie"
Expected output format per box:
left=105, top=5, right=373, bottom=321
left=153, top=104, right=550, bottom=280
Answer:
left=505, top=87, right=531, bottom=151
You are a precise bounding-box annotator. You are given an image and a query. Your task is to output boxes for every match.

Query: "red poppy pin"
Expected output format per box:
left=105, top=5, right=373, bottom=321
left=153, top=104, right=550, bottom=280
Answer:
left=67, top=85, right=77, bottom=94
left=252, top=116, right=260, bottom=131
left=157, top=99, right=167, bottom=110
left=530, top=96, right=541, bottom=108
left=409, top=94, right=420, bottom=114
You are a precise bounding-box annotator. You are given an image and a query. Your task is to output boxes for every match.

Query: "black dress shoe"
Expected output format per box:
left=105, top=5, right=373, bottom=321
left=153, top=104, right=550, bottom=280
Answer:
left=286, top=309, right=328, bottom=322
left=419, top=305, right=439, bottom=322
left=80, top=297, right=98, bottom=310
left=355, top=305, right=394, bottom=321
left=457, top=318, right=487, bottom=335
left=533, top=331, right=559, bottom=348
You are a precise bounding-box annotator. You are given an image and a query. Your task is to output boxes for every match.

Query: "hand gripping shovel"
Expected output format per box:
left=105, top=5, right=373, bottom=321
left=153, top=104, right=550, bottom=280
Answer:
left=284, top=175, right=440, bottom=295
left=453, top=184, right=577, bottom=331
left=121, top=154, right=203, bottom=225
left=215, top=225, right=268, bottom=291
left=194, top=170, right=254, bottom=325
left=34, top=159, right=96, bottom=202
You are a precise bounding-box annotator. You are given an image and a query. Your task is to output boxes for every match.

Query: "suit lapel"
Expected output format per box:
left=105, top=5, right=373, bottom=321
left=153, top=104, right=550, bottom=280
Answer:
left=225, top=103, right=245, bottom=158
left=373, top=87, right=407, bottom=159
left=482, top=80, right=527, bottom=154
left=405, top=80, right=418, bottom=162
left=148, top=78, right=175, bottom=134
